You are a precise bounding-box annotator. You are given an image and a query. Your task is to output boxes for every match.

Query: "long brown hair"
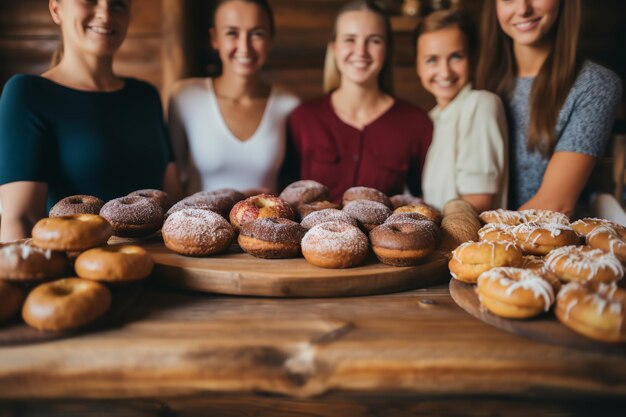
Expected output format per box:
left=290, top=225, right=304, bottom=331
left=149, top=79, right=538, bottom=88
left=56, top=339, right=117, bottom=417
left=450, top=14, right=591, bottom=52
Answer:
left=476, top=0, right=582, bottom=156
left=323, top=0, right=394, bottom=95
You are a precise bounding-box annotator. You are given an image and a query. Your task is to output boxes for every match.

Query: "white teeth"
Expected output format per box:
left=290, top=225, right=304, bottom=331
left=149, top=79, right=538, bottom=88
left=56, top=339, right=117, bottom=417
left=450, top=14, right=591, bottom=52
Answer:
left=435, top=80, right=453, bottom=87
left=514, top=20, right=537, bottom=30
left=350, top=61, right=369, bottom=69
left=89, top=26, right=114, bottom=35
left=235, top=57, right=253, bottom=64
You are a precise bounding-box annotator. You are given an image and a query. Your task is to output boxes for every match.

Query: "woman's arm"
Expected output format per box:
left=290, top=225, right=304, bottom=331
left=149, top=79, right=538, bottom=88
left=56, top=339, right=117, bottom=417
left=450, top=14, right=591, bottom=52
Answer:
left=518, top=151, right=596, bottom=217
left=0, top=181, right=47, bottom=241
left=461, top=194, right=495, bottom=213
left=162, top=162, right=184, bottom=203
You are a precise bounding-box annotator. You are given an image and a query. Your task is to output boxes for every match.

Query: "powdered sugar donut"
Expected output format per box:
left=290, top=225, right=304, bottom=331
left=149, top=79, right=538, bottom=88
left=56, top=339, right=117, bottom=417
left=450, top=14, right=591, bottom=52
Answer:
left=545, top=245, right=623, bottom=284
left=162, top=209, right=234, bottom=256
left=238, top=218, right=305, bottom=259
left=343, top=200, right=391, bottom=231
left=300, top=208, right=357, bottom=229
left=343, top=186, right=391, bottom=208
left=279, top=180, right=329, bottom=208
left=301, top=221, right=369, bottom=268
left=49, top=195, right=104, bottom=217
left=100, top=196, right=164, bottom=237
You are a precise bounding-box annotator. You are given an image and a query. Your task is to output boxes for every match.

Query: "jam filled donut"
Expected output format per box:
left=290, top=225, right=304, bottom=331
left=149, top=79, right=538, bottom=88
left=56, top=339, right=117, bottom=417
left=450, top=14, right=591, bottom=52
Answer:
left=449, top=241, right=523, bottom=284
left=476, top=267, right=556, bottom=319
left=49, top=195, right=104, bottom=217
left=239, top=218, right=306, bottom=259
left=22, top=278, right=111, bottom=331
left=0, top=281, right=25, bottom=323
left=279, top=180, right=330, bottom=209
left=479, top=209, right=526, bottom=225
left=370, top=220, right=439, bottom=266
left=545, top=245, right=623, bottom=284
left=297, top=200, right=341, bottom=220
left=300, top=208, right=357, bottom=229
left=343, top=186, right=391, bottom=208
left=128, top=189, right=171, bottom=211
left=75, top=245, right=154, bottom=283
left=511, top=222, right=580, bottom=255
left=301, top=221, right=369, bottom=268
left=100, top=196, right=164, bottom=237
left=0, top=242, right=67, bottom=282
left=478, top=223, right=516, bottom=243
left=394, top=203, right=442, bottom=225
left=389, top=194, right=424, bottom=210
left=571, top=218, right=626, bottom=237
left=587, top=225, right=626, bottom=263
left=229, top=194, right=295, bottom=231
left=162, top=208, right=234, bottom=256
left=32, top=214, right=112, bottom=252
left=343, top=200, right=391, bottom=232
left=556, top=282, right=626, bottom=343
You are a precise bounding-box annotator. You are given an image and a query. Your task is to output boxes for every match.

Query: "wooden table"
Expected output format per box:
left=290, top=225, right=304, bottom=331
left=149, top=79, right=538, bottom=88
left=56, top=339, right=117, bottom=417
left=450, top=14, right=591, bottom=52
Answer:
left=1, top=283, right=625, bottom=416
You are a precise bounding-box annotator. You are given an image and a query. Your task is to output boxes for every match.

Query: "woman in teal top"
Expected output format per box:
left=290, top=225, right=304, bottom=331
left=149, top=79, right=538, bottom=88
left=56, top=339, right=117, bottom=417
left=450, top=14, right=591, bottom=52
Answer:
left=0, top=0, right=180, bottom=241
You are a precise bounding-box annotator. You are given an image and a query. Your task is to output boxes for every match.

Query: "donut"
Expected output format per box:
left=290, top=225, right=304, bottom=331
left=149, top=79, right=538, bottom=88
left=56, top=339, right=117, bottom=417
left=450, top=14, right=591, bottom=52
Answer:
left=555, top=282, right=626, bottom=342
left=384, top=212, right=431, bottom=225
left=519, top=255, right=562, bottom=293
left=301, top=221, right=369, bottom=268
left=394, top=203, right=442, bottom=225
left=300, top=208, right=357, bottom=229
left=229, top=194, right=295, bottom=231
left=389, top=194, right=424, bottom=210
left=343, top=200, right=391, bottom=232
left=449, top=241, right=523, bottom=284
left=479, top=209, right=526, bottom=225
left=188, top=189, right=245, bottom=217
left=49, top=195, right=104, bottom=217
left=279, top=180, right=330, bottom=208
left=75, top=245, right=154, bottom=283
left=571, top=218, right=626, bottom=236
left=586, top=225, right=626, bottom=263
left=343, top=186, right=391, bottom=208
left=238, top=218, right=306, bottom=259
left=519, top=209, right=570, bottom=225
left=100, top=196, right=164, bottom=237
left=478, top=223, right=516, bottom=243
left=32, top=214, right=112, bottom=252
left=476, top=267, right=556, bottom=319
left=0, top=281, right=25, bottom=323
left=0, top=242, right=67, bottom=282
left=128, top=189, right=171, bottom=211
left=442, top=199, right=477, bottom=217
left=166, top=197, right=222, bottom=219
left=162, top=208, right=234, bottom=256
left=511, top=222, right=580, bottom=255
left=297, top=200, right=341, bottom=219
left=370, top=220, right=439, bottom=266
left=22, top=278, right=111, bottom=331
left=545, top=245, right=623, bottom=285
left=520, top=255, right=546, bottom=270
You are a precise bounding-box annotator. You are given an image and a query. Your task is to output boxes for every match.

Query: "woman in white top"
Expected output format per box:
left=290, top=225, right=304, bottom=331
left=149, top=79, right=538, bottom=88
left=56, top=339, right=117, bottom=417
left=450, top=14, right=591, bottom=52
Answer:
left=168, top=0, right=299, bottom=195
left=415, top=10, right=508, bottom=212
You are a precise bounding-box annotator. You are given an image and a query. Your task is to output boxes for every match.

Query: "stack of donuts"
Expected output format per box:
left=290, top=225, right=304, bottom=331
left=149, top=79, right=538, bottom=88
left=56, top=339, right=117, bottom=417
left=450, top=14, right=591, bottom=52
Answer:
left=160, top=181, right=443, bottom=269
left=450, top=208, right=626, bottom=343
left=0, top=189, right=163, bottom=332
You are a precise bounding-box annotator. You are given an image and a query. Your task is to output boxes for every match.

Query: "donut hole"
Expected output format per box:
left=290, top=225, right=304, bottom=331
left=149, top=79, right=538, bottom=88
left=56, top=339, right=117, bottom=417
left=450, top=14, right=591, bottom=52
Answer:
left=255, top=199, right=268, bottom=209
left=68, top=197, right=84, bottom=205
left=49, top=283, right=77, bottom=297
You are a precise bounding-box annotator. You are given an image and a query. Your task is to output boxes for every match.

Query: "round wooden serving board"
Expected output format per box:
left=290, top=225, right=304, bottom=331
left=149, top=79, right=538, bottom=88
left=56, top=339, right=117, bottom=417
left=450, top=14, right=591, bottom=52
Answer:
left=449, top=279, right=626, bottom=355
left=141, top=241, right=450, bottom=297
left=0, top=282, right=143, bottom=347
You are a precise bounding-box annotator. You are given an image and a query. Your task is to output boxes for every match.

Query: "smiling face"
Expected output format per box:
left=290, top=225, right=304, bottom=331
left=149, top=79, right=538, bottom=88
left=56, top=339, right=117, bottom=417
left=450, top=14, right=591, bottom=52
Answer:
left=416, top=26, right=470, bottom=108
left=210, top=0, right=272, bottom=78
left=496, top=0, right=560, bottom=48
left=50, top=0, right=130, bottom=58
left=332, top=10, right=387, bottom=88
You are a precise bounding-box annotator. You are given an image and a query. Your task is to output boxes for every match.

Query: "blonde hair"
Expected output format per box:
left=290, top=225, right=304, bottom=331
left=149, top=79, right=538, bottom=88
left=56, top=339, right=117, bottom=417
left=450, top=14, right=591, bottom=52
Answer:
left=323, top=0, right=394, bottom=95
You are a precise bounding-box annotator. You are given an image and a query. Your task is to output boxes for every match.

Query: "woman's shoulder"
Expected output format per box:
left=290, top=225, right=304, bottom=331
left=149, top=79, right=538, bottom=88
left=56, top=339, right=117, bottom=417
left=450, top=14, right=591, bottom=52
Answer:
left=1, top=74, right=48, bottom=97
left=572, top=61, right=622, bottom=99
left=270, top=83, right=301, bottom=111
left=169, top=77, right=210, bottom=100
left=291, top=95, right=329, bottom=116
left=462, top=88, right=505, bottom=114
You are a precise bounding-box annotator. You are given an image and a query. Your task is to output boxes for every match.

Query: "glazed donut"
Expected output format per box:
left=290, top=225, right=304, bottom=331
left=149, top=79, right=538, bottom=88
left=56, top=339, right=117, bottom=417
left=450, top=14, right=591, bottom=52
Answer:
left=384, top=212, right=430, bottom=225
left=571, top=218, right=626, bottom=236
left=32, top=214, right=112, bottom=252
left=128, top=189, right=171, bottom=211
left=519, top=255, right=562, bottom=293
left=343, top=186, right=391, bottom=208
left=476, top=267, right=556, bottom=319
left=545, top=245, right=623, bottom=285
left=162, top=208, right=234, bottom=256
left=297, top=200, right=341, bottom=220
left=300, top=208, right=357, bottom=229
left=100, top=196, right=164, bottom=237
left=519, top=209, right=570, bottom=225
left=586, top=225, right=626, bottom=263
left=238, top=218, right=306, bottom=259
left=229, top=194, right=295, bottom=231
left=279, top=180, right=330, bottom=208
left=478, top=223, right=516, bottom=243
left=22, top=278, right=111, bottom=331
left=75, top=245, right=154, bottom=283
left=479, top=209, right=526, bottom=225
left=389, top=194, right=424, bottom=210
left=49, top=195, right=104, bottom=217
left=556, top=282, right=626, bottom=342
left=511, top=222, right=580, bottom=255
left=0, top=281, right=25, bottom=323
left=370, top=220, right=439, bottom=266
left=449, top=241, right=523, bottom=284
left=394, top=203, right=442, bottom=225
left=166, top=197, right=222, bottom=219
left=343, top=200, right=391, bottom=232
left=301, top=221, right=369, bottom=268
left=0, top=242, right=67, bottom=282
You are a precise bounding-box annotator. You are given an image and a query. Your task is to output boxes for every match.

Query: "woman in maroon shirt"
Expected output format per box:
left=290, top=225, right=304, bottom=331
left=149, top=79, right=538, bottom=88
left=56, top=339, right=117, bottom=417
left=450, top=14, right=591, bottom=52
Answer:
left=283, top=0, right=432, bottom=203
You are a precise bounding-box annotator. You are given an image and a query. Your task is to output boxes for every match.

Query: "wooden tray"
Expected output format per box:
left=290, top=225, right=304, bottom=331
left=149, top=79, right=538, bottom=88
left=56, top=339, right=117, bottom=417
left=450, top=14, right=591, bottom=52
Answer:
left=141, top=241, right=450, bottom=297
left=449, top=279, right=626, bottom=355
left=0, top=282, right=143, bottom=347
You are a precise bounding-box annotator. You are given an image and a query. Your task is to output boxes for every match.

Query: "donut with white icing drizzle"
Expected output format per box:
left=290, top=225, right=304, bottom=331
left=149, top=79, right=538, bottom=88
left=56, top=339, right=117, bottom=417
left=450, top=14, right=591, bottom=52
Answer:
left=546, top=245, right=623, bottom=284
left=511, top=222, right=580, bottom=255
left=449, top=241, right=523, bottom=284
left=587, top=225, right=626, bottom=263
